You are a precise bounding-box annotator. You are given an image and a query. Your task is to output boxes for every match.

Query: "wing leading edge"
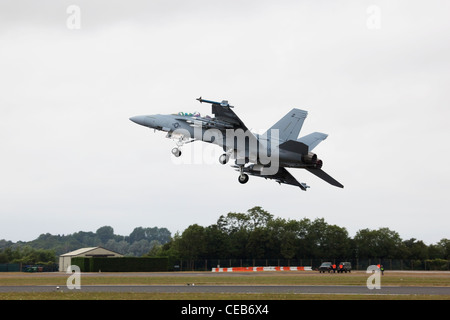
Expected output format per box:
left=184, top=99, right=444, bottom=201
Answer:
left=197, top=97, right=250, bottom=131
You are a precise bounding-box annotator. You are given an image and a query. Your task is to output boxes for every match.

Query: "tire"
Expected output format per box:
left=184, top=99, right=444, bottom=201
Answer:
left=219, top=154, right=229, bottom=165
left=238, top=174, right=249, bottom=184
left=172, top=148, right=181, bottom=157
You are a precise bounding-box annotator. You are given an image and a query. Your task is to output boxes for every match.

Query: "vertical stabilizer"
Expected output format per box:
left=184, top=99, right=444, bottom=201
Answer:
left=264, top=108, right=308, bottom=142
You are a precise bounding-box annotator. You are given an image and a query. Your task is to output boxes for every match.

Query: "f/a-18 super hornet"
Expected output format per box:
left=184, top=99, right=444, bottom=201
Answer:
left=130, top=97, right=343, bottom=191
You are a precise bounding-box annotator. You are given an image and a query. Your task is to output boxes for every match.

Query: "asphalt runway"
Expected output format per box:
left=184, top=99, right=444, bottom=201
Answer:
left=1, top=271, right=449, bottom=296
left=1, top=284, right=450, bottom=295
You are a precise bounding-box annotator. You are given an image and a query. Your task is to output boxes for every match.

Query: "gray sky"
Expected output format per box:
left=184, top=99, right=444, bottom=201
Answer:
left=1, top=0, right=449, bottom=244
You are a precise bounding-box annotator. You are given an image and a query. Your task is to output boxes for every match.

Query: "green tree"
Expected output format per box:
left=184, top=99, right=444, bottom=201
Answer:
left=0, top=246, right=56, bottom=264
left=128, top=227, right=171, bottom=244
left=433, top=239, right=450, bottom=259
left=403, top=238, right=429, bottom=260
left=247, top=206, right=273, bottom=230
left=301, top=218, right=350, bottom=259
left=217, top=212, right=250, bottom=234
left=128, top=239, right=152, bottom=257
left=204, top=225, right=229, bottom=258
left=96, top=226, right=114, bottom=244
left=303, top=218, right=328, bottom=258
left=176, top=224, right=207, bottom=260
left=246, top=227, right=270, bottom=259
left=216, top=212, right=250, bottom=258
left=354, top=227, right=404, bottom=259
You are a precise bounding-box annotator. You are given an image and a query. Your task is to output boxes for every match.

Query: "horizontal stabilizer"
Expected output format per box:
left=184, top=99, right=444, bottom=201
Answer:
left=278, top=140, right=309, bottom=155
left=305, top=168, right=344, bottom=188
left=297, top=132, right=328, bottom=151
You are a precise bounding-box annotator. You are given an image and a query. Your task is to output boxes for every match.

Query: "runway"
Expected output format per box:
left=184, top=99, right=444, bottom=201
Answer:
left=1, top=284, right=450, bottom=295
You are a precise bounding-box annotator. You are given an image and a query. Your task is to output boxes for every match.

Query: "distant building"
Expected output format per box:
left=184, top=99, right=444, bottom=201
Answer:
left=59, top=247, right=123, bottom=272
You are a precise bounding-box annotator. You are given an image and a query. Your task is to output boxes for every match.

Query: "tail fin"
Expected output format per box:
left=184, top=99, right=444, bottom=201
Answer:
left=264, top=108, right=307, bottom=142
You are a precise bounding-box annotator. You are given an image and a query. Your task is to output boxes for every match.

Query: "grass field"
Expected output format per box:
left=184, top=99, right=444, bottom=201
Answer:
left=1, top=292, right=449, bottom=300
left=1, top=270, right=449, bottom=300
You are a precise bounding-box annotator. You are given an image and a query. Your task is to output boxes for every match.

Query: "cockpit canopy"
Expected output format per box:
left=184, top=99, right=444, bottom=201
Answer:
left=174, top=111, right=211, bottom=118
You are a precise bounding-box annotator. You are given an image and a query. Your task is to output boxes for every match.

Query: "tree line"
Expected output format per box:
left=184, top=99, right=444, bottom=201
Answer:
left=0, top=226, right=171, bottom=264
left=149, top=206, right=450, bottom=263
left=1, top=206, right=449, bottom=266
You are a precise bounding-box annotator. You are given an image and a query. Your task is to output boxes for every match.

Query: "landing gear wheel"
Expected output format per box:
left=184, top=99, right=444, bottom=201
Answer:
left=171, top=147, right=182, bottom=157
left=238, top=173, right=249, bottom=184
left=219, top=154, right=229, bottom=165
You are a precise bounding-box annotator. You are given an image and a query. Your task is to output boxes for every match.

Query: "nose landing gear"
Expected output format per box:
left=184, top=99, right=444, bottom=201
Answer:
left=219, top=153, right=230, bottom=164
left=170, top=135, right=190, bottom=158
left=219, top=149, right=233, bottom=165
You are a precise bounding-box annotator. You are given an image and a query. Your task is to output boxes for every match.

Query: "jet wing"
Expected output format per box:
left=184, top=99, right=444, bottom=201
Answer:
left=197, top=97, right=250, bottom=131
left=236, top=165, right=309, bottom=191
left=305, top=168, right=344, bottom=188
left=211, top=104, right=250, bottom=131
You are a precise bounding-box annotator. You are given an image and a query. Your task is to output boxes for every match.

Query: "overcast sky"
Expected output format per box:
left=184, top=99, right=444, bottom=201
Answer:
left=1, top=1, right=449, bottom=244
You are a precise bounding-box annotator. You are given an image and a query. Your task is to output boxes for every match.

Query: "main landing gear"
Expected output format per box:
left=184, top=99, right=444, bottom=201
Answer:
left=171, top=147, right=182, bottom=157
left=238, top=173, right=249, bottom=184
left=237, top=165, right=249, bottom=184
left=219, top=152, right=249, bottom=184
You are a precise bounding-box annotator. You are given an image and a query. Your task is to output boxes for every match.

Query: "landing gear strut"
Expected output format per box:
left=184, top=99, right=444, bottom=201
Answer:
left=170, top=135, right=190, bottom=158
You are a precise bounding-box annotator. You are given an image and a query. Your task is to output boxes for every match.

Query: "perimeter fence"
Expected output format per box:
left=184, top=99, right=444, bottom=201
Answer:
left=0, top=263, right=21, bottom=272
left=170, top=258, right=450, bottom=272
left=2, top=259, right=449, bottom=272
left=0, top=263, right=59, bottom=272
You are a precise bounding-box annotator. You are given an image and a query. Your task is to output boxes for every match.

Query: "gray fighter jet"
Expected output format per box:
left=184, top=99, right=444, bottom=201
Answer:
left=130, top=97, right=343, bottom=191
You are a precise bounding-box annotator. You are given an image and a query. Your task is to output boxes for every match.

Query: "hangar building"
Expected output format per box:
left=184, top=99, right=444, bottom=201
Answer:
left=59, top=247, right=123, bottom=272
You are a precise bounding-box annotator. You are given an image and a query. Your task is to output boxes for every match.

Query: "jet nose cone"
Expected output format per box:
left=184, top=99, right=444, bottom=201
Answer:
left=129, top=115, right=147, bottom=126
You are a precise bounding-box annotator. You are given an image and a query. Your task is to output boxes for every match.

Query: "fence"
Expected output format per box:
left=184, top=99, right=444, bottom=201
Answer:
left=0, top=263, right=59, bottom=272
left=0, top=263, right=21, bottom=272
left=2, top=260, right=448, bottom=272
left=170, top=258, right=450, bottom=272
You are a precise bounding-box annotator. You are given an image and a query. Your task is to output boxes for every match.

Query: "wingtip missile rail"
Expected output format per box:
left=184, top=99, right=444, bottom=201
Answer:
left=196, top=96, right=233, bottom=108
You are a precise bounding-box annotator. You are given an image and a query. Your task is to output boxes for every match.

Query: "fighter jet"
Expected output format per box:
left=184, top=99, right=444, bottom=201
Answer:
left=130, top=97, right=343, bottom=191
